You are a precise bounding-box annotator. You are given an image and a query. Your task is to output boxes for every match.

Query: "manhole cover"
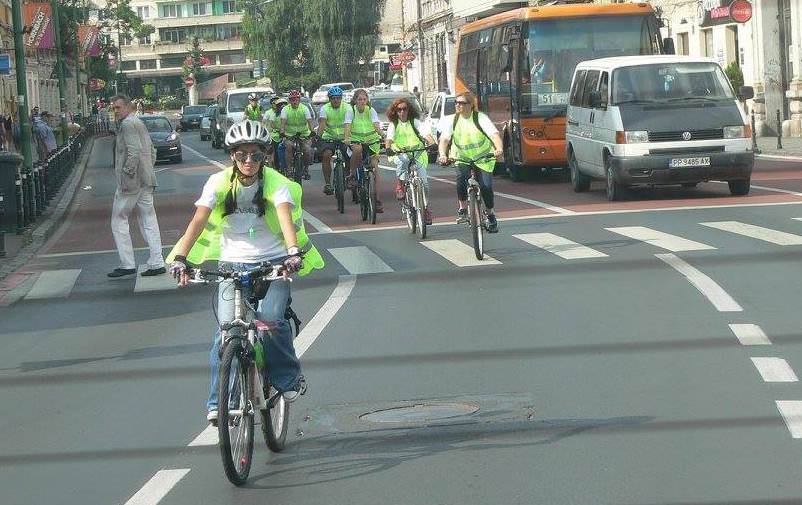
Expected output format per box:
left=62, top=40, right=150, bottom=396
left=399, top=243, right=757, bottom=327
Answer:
left=359, top=402, right=480, bottom=423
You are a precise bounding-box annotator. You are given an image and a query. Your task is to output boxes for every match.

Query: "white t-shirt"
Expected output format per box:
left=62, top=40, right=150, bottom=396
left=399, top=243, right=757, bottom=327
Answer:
left=195, top=174, right=295, bottom=263
left=344, top=106, right=379, bottom=124
left=279, top=104, right=312, bottom=120
left=385, top=118, right=431, bottom=141
left=438, top=112, right=498, bottom=140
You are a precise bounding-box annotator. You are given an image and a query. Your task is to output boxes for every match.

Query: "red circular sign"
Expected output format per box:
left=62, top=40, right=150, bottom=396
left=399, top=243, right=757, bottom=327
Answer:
left=730, top=0, right=752, bottom=22
left=184, top=76, right=195, bottom=88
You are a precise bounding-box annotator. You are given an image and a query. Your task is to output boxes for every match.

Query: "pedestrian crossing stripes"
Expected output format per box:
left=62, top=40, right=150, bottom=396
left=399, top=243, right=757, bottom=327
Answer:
left=606, top=226, right=715, bottom=252
left=24, top=269, right=81, bottom=300
left=327, top=246, right=394, bottom=274
left=513, top=233, right=608, bottom=259
left=776, top=401, right=802, bottom=438
left=701, top=221, right=802, bottom=245
left=750, top=358, right=799, bottom=382
left=729, top=324, right=772, bottom=346
left=420, top=239, right=501, bottom=267
left=134, top=267, right=177, bottom=293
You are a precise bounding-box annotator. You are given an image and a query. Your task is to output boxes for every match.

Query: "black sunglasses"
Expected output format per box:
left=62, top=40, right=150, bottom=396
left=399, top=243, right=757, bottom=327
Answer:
left=455, top=101, right=470, bottom=105
left=233, top=151, right=266, bottom=163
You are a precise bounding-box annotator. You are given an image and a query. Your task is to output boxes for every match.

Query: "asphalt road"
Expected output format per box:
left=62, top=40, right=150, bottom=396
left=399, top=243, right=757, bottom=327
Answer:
left=2, top=129, right=802, bottom=505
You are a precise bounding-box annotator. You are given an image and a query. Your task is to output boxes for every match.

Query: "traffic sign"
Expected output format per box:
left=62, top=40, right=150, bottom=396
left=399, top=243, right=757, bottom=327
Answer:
left=184, top=75, right=195, bottom=88
left=389, top=63, right=403, bottom=71
left=730, top=0, right=752, bottom=22
left=399, top=51, right=416, bottom=64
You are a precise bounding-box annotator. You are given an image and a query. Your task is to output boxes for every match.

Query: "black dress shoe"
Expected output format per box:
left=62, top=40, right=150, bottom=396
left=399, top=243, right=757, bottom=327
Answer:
left=140, top=267, right=167, bottom=277
left=107, top=268, right=136, bottom=278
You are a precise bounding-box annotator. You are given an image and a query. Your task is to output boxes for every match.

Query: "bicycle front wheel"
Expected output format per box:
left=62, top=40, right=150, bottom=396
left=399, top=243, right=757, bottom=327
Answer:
left=415, top=181, right=427, bottom=240
left=403, top=183, right=416, bottom=234
left=218, top=340, right=254, bottom=486
left=293, top=150, right=303, bottom=185
left=260, top=385, right=289, bottom=452
left=334, top=161, right=345, bottom=214
left=468, top=190, right=484, bottom=260
left=368, top=171, right=377, bottom=225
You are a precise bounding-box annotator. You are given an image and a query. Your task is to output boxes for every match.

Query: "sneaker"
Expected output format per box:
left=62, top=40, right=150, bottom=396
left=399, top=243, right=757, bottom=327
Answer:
left=323, top=184, right=333, bottom=195
left=207, top=409, right=218, bottom=426
left=375, top=200, right=384, bottom=213
left=140, top=267, right=166, bottom=277
left=487, top=214, right=499, bottom=233
left=395, top=179, right=405, bottom=200
left=282, top=376, right=307, bottom=403
left=456, top=208, right=468, bottom=224
left=107, top=268, right=136, bottom=278
left=424, top=209, right=433, bottom=225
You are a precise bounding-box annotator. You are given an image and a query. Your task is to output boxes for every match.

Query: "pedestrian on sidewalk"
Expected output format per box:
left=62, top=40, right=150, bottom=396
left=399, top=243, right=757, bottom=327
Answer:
left=108, top=94, right=166, bottom=278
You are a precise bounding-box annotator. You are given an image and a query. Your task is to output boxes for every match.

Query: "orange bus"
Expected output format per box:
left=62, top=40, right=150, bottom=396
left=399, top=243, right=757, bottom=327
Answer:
left=455, top=2, right=671, bottom=180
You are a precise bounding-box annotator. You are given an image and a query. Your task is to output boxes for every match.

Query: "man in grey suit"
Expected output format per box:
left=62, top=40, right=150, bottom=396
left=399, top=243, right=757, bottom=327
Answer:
left=108, top=94, right=165, bottom=278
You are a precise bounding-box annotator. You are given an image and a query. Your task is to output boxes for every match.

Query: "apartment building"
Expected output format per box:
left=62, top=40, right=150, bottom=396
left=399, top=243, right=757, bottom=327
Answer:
left=114, top=0, right=254, bottom=97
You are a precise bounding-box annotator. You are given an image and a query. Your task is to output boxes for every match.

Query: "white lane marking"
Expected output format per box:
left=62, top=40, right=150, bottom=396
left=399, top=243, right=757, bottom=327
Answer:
left=134, top=266, right=177, bottom=293
left=655, top=253, right=743, bottom=312
left=607, top=226, right=715, bottom=252
left=328, top=246, right=393, bottom=274
left=701, top=221, right=802, bottom=245
left=751, top=358, right=799, bottom=382
left=420, top=239, right=501, bottom=267
left=123, top=468, right=190, bottom=505
left=757, top=153, right=802, bottom=161
left=378, top=164, right=575, bottom=215
left=24, top=269, right=82, bottom=299
left=303, top=210, right=333, bottom=233
left=729, top=324, right=772, bottom=345
left=181, top=145, right=227, bottom=170
left=513, top=233, right=608, bottom=259
left=188, top=424, right=217, bottom=447
left=709, top=180, right=802, bottom=197
left=188, top=275, right=357, bottom=447
left=794, top=218, right=802, bottom=222
left=776, top=401, right=802, bottom=438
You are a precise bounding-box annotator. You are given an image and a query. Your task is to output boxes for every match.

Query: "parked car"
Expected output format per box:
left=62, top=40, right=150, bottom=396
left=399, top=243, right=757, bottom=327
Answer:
left=311, top=82, right=355, bottom=106
left=210, top=103, right=225, bottom=149
left=217, top=86, right=274, bottom=137
left=140, top=114, right=182, bottom=163
left=366, top=90, right=426, bottom=135
left=427, top=92, right=455, bottom=161
left=565, top=55, right=754, bottom=201
left=178, top=104, right=207, bottom=130
left=200, top=104, right=217, bottom=141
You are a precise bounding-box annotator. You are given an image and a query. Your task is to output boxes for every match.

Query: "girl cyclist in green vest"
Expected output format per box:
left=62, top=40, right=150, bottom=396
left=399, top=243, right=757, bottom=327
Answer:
left=437, top=91, right=504, bottom=233
left=344, top=88, right=385, bottom=213
left=244, top=93, right=263, bottom=121
left=166, top=119, right=324, bottom=424
left=317, top=86, right=352, bottom=196
left=280, top=89, right=314, bottom=180
left=263, top=96, right=287, bottom=173
left=385, top=97, right=436, bottom=225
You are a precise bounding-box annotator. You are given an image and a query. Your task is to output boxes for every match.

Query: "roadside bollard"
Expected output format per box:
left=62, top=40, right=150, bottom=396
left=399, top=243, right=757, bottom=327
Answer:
left=0, top=152, right=24, bottom=235
left=777, top=109, right=783, bottom=150
left=751, top=111, right=761, bottom=154
left=0, top=191, right=5, bottom=257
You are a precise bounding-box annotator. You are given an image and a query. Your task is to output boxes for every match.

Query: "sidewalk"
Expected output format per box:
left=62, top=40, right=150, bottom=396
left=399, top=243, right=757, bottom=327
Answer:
left=756, top=136, right=802, bottom=158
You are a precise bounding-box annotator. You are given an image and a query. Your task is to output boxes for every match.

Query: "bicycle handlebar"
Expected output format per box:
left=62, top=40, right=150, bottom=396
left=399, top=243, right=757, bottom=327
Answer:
left=392, top=146, right=431, bottom=155
left=187, top=261, right=288, bottom=284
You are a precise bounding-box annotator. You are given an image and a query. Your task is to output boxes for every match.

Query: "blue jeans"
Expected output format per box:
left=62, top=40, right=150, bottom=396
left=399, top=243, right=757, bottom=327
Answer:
left=207, top=262, right=301, bottom=412
left=456, top=164, right=494, bottom=210
left=393, top=154, right=429, bottom=194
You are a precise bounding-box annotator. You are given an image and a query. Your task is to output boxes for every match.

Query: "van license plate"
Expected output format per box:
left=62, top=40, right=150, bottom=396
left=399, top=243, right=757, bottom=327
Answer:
left=669, top=157, right=710, bottom=168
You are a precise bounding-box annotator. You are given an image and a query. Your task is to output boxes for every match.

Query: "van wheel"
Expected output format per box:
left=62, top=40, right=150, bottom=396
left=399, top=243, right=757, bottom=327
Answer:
left=605, top=158, right=625, bottom=201
left=728, top=179, right=751, bottom=196
left=569, top=150, right=590, bottom=192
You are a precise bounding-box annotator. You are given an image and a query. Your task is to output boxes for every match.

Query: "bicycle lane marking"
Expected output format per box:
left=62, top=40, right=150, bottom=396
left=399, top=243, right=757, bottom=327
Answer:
left=187, top=274, right=357, bottom=447
left=182, top=144, right=331, bottom=232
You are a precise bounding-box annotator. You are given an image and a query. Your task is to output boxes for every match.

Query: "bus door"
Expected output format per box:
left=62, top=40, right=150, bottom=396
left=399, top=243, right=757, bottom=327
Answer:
left=506, top=24, right=523, bottom=165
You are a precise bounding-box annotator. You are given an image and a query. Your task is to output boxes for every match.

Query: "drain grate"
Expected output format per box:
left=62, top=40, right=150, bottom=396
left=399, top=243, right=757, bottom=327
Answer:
left=360, top=402, right=480, bottom=424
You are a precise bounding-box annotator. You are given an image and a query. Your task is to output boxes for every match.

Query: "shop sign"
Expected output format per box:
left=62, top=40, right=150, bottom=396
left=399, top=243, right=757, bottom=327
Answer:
left=699, top=0, right=753, bottom=26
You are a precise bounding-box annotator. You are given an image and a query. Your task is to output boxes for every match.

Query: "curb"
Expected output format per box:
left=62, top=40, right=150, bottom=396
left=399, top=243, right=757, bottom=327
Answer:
left=0, top=135, right=98, bottom=283
left=756, top=153, right=802, bottom=161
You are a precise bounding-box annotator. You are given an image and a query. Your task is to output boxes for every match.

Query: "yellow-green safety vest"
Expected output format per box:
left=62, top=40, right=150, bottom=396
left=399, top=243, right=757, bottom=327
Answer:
left=450, top=113, right=495, bottom=173
left=321, top=102, right=350, bottom=141
left=264, top=109, right=280, bottom=142
left=390, top=120, right=427, bottom=170
left=245, top=104, right=263, bottom=121
left=166, top=167, right=325, bottom=276
left=350, top=106, right=381, bottom=145
left=284, top=105, right=311, bottom=137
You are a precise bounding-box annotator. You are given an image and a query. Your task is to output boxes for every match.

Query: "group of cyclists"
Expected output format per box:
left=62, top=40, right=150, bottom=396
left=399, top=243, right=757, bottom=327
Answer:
left=168, top=85, right=505, bottom=426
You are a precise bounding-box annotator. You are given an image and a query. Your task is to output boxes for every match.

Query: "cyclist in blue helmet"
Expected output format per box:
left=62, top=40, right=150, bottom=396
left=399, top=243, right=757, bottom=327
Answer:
left=317, top=86, right=352, bottom=195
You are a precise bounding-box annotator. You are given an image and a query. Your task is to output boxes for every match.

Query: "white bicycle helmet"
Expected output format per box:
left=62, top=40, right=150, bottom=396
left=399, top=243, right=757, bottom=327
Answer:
left=225, top=119, right=270, bottom=149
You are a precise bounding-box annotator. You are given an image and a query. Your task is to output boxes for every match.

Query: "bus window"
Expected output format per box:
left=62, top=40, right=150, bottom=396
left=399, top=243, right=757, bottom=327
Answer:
left=458, top=32, right=480, bottom=95
left=520, top=15, right=659, bottom=117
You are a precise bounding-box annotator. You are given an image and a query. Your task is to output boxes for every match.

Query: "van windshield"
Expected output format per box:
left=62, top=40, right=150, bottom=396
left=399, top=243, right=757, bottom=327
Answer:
left=612, top=62, right=734, bottom=105
left=228, top=93, right=251, bottom=112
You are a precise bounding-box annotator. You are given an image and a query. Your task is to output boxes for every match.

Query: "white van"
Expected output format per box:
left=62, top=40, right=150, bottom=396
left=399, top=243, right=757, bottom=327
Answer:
left=565, top=55, right=754, bottom=201
left=217, top=87, right=273, bottom=133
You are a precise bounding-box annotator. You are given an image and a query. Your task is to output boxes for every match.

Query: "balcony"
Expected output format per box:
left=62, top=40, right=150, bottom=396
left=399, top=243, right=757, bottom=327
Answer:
left=148, top=13, right=242, bottom=28
left=122, top=62, right=254, bottom=78
left=123, top=38, right=244, bottom=58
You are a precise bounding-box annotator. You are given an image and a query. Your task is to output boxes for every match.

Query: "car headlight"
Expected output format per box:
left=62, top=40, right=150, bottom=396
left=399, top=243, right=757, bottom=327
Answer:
left=723, top=125, right=748, bottom=139
left=616, top=130, right=648, bottom=144
left=167, top=132, right=178, bottom=141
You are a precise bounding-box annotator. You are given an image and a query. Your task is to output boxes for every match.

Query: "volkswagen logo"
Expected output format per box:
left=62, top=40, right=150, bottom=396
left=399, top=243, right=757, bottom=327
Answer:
left=682, top=131, right=692, bottom=141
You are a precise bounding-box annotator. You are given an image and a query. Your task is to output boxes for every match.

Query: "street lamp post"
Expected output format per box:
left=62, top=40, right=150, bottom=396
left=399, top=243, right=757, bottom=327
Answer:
left=11, top=0, right=33, bottom=174
left=51, top=0, right=69, bottom=143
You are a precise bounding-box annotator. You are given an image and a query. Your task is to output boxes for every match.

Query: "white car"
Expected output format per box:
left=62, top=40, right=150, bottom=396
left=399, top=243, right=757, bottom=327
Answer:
left=427, top=92, right=455, bottom=141
left=311, top=82, right=355, bottom=105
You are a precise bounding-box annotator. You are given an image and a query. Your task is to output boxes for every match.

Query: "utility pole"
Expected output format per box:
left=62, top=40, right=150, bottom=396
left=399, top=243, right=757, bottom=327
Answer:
left=11, top=0, right=33, bottom=172
left=401, top=0, right=407, bottom=90
left=51, top=0, right=69, bottom=143
left=416, top=0, right=425, bottom=106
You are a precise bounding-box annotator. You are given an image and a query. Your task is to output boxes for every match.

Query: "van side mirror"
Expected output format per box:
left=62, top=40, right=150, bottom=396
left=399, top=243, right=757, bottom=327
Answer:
left=663, top=37, right=675, bottom=55
left=738, top=85, right=754, bottom=101
left=589, top=90, right=605, bottom=109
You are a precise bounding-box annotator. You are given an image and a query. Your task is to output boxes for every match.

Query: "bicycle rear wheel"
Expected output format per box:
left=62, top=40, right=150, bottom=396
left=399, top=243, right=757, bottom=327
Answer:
left=218, top=340, right=254, bottom=486
left=468, top=190, right=484, bottom=260
left=359, top=183, right=369, bottom=222
left=333, top=161, right=345, bottom=214
left=368, top=171, right=377, bottom=225
left=415, top=182, right=427, bottom=240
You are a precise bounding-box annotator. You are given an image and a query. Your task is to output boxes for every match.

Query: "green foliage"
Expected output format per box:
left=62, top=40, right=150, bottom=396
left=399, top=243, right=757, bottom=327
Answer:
left=725, top=62, right=744, bottom=91
left=182, top=37, right=209, bottom=82
left=158, top=95, right=185, bottom=110
left=240, top=0, right=384, bottom=91
left=143, top=83, right=156, bottom=99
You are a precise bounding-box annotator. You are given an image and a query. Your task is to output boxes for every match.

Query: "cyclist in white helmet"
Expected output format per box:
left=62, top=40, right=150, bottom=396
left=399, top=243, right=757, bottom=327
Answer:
left=166, top=119, right=325, bottom=424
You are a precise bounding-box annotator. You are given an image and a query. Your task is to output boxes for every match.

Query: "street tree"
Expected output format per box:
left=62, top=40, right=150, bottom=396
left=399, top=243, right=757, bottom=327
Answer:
left=182, top=37, right=211, bottom=83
